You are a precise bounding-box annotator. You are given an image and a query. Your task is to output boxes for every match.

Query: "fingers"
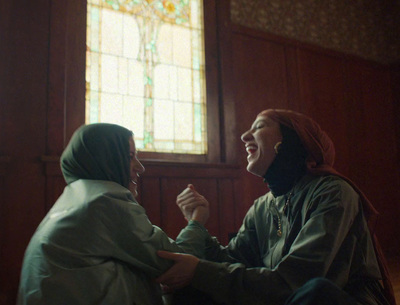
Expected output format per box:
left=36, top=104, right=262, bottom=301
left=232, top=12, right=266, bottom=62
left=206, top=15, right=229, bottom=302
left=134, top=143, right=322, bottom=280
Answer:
left=156, top=268, right=174, bottom=284
left=157, top=250, right=182, bottom=262
left=177, top=186, right=207, bottom=210
left=177, top=188, right=198, bottom=203
left=156, top=252, right=199, bottom=289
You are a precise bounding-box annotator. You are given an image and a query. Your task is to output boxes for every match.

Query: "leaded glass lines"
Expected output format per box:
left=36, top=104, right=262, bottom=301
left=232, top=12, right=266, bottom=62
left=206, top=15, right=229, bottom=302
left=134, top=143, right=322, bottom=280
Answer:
left=86, top=0, right=207, bottom=154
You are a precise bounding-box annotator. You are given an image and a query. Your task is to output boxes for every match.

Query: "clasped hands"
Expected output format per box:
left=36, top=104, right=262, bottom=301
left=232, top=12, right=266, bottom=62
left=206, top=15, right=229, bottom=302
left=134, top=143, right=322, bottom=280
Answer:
left=176, top=184, right=210, bottom=225
left=156, top=184, right=210, bottom=291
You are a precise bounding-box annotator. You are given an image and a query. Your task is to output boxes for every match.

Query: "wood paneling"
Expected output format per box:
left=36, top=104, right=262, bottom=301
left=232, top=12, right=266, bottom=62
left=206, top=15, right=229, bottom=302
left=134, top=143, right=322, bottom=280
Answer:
left=0, top=1, right=51, bottom=303
left=296, top=49, right=350, bottom=175
left=344, top=62, right=400, bottom=253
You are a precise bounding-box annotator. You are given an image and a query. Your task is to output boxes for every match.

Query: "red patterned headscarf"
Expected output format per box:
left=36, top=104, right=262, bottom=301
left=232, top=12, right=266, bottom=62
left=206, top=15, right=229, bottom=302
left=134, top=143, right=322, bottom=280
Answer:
left=258, top=109, right=395, bottom=305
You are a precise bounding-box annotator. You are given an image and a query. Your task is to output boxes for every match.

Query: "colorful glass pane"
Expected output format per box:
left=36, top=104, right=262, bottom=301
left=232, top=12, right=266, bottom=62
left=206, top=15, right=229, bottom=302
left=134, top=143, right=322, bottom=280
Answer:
left=86, top=0, right=207, bottom=154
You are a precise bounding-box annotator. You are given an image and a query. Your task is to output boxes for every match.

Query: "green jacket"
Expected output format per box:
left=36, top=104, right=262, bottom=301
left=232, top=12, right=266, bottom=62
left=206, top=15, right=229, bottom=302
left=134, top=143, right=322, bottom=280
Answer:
left=177, top=175, right=385, bottom=305
left=18, top=180, right=208, bottom=305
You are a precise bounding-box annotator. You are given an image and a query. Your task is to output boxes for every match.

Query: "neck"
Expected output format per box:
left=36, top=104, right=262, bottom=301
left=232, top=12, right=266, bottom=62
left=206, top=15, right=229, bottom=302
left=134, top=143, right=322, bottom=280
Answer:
left=263, top=157, right=306, bottom=197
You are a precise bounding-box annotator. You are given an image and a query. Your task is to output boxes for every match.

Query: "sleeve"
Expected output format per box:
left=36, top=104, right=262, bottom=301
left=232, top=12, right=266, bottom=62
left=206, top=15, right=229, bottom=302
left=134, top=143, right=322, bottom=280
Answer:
left=187, top=179, right=360, bottom=304
left=86, top=195, right=210, bottom=278
left=176, top=204, right=264, bottom=266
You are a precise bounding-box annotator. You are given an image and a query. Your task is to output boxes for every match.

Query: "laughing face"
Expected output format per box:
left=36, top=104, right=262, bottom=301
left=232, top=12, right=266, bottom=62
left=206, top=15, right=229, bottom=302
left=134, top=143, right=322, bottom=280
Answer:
left=241, top=115, right=283, bottom=177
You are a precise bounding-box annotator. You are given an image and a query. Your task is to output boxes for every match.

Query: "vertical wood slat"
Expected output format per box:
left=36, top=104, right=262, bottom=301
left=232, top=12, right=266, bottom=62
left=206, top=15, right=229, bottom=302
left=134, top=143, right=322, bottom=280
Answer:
left=218, top=178, right=237, bottom=245
left=296, top=49, right=351, bottom=175
left=41, top=157, right=65, bottom=211
left=203, top=0, right=221, bottom=163
left=345, top=62, right=400, bottom=251
left=47, top=1, right=67, bottom=155
left=215, top=0, right=238, bottom=164
left=0, top=160, right=8, bottom=305
left=64, top=0, right=87, bottom=143
left=139, top=177, right=162, bottom=227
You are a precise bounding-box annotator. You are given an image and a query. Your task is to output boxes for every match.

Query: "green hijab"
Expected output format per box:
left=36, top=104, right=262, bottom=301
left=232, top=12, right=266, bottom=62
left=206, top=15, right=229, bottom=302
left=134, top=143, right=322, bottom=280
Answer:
left=61, top=123, right=133, bottom=188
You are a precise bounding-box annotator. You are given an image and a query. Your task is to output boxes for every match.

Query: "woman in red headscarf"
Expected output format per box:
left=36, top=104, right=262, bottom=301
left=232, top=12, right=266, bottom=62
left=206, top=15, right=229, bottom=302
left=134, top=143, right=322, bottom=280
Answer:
left=156, top=109, right=395, bottom=305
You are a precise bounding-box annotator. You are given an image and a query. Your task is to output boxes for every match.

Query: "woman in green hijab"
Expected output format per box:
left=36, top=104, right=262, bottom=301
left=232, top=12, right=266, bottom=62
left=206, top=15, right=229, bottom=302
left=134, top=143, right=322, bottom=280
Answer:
left=17, top=123, right=209, bottom=305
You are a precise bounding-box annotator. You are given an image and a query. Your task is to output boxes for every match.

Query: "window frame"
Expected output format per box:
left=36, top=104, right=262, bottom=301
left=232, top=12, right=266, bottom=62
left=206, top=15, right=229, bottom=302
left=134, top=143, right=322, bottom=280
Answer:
left=49, top=0, right=223, bottom=164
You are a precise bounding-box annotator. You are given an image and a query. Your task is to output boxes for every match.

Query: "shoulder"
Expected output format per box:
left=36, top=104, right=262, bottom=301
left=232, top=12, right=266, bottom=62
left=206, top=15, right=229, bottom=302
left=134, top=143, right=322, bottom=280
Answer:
left=298, top=175, right=360, bottom=214
left=65, top=179, right=144, bottom=215
left=304, top=175, right=358, bottom=199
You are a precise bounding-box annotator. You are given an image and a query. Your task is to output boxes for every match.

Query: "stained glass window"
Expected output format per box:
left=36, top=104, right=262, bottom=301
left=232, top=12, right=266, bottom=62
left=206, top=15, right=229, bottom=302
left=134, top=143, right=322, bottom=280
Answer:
left=86, top=0, right=207, bottom=154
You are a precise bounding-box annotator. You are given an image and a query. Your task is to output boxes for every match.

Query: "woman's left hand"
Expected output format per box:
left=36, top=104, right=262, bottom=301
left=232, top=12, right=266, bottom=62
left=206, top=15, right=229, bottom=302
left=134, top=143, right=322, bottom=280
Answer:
left=156, top=251, right=199, bottom=290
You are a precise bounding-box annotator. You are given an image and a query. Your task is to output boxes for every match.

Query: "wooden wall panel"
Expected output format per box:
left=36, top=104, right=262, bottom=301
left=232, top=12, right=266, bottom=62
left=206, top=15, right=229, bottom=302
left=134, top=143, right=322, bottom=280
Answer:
left=217, top=178, right=237, bottom=245
left=0, top=1, right=51, bottom=303
left=391, top=65, right=400, bottom=202
left=345, top=62, right=400, bottom=253
left=139, top=177, right=162, bottom=227
left=0, top=157, right=10, bottom=304
left=296, top=49, right=351, bottom=175
left=47, top=1, right=67, bottom=155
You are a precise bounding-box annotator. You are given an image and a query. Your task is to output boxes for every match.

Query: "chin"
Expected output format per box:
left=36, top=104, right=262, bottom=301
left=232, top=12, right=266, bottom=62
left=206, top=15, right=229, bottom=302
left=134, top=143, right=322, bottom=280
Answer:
left=129, top=186, right=138, bottom=198
left=246, top=164, right=264, bottom=177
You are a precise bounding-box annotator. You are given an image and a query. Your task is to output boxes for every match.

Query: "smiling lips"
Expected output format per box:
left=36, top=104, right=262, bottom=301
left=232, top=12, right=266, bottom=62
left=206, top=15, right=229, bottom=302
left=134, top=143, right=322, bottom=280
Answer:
left=246, top=144, right=258, bottom=157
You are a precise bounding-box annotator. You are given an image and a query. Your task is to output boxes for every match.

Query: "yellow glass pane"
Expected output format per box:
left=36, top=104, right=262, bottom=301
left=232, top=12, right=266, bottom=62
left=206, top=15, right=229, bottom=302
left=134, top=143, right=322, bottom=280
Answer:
left=101, top=54, right=119, bottom=93
left=86, top=0, right=207, bottom=154
left=154, top=99, right=174, bottom=140
left=127, top=59, right=144, bottom=97
left=178, top=67, right=192, bottom=101
left=100, top=93, right=123, bottom=124
left=101, top=9, right=123, bottom=55
left=175, top=102, right=193, bottom=140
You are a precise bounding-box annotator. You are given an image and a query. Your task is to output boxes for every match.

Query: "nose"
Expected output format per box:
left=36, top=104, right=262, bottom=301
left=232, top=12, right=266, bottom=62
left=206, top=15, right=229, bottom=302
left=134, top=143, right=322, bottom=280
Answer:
left=133, top=159, right=145, bottom=175
left=241, top=129, right=252, bottom=143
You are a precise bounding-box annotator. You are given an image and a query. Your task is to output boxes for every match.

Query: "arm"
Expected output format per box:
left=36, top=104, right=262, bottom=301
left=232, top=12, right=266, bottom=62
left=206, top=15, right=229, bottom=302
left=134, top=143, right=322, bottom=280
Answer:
left=88, top=190, right=209, bottom=278
left=176, top=184, right=263, bottom=265
left=174, top=185, right=264, bottom=263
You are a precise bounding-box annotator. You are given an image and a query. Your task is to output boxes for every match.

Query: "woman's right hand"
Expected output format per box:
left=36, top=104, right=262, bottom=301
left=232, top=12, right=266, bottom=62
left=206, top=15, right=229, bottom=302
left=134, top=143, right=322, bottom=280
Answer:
left=176, top=184, right=209, bottom=225
left=156, top=251, right=199, bottom=290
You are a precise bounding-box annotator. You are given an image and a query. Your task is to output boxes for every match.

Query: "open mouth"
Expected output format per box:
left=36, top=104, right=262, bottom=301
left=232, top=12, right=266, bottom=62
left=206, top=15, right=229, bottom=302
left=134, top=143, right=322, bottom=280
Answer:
left=246, top=144, right=258, bottom=155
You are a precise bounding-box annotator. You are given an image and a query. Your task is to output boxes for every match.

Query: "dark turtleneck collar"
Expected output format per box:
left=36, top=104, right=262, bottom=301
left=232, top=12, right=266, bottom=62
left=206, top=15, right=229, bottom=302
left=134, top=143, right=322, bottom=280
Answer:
left=263, top=124, right=308, bottom=197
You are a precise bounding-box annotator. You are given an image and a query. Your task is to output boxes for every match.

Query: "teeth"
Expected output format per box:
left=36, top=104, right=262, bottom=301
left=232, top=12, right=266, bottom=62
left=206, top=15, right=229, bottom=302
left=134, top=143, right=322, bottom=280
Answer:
left=246, top=145, right=257, bottom=153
